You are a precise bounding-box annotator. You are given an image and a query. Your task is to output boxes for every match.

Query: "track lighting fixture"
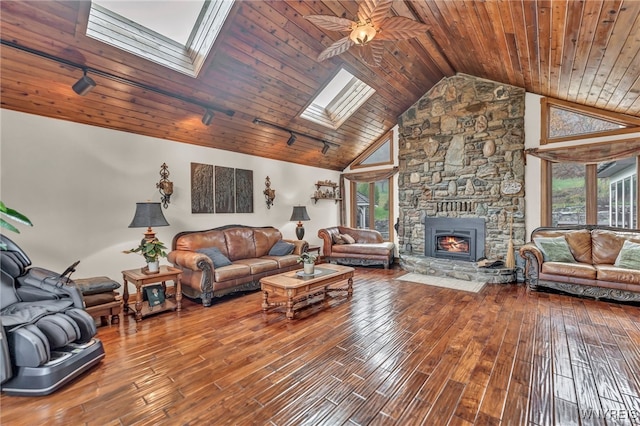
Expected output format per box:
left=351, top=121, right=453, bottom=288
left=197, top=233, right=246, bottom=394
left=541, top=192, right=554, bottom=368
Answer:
left=253, top=117, right=340, bottom=152
left=202, top=109, right=214, bottom=126
left=287, top=132, right=297, bottom=146
left=72, top=69, right=96, bottom=96
left=2, top=40, right=235, bottom=118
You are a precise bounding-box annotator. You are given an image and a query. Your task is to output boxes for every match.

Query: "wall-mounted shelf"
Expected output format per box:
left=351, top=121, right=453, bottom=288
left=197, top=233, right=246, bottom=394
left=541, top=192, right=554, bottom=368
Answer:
left=312, top=180, right=341, bottom=204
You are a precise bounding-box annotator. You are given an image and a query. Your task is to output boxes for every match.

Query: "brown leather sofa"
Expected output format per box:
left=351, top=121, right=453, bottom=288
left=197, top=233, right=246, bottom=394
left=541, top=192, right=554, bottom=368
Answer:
left=519, top=225, right=640, bottom=303
left=168, top=225, right=307, bottom=306
left=318, top=226, right=395, bottom=269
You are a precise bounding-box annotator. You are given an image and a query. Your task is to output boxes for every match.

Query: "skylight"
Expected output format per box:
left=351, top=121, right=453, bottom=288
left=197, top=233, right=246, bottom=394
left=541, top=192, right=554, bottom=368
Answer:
left=301, top=69, right=375, bottom=130
left=87, top=0, right=233, bottom=77
left=93, top=1, right=204, bottom=45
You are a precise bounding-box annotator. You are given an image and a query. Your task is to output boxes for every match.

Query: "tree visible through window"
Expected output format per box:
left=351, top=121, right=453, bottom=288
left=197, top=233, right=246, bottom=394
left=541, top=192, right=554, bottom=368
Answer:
left=543, top=98, right=638, bottom=228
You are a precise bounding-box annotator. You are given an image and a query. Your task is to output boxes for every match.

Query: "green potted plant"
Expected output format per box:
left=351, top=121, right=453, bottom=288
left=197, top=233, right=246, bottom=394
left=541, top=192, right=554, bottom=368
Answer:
left=297, top=251, right=318, bottom=275
left=124, top=238, right=167, bottom=273
left=0, top=201, right=33, bottom=249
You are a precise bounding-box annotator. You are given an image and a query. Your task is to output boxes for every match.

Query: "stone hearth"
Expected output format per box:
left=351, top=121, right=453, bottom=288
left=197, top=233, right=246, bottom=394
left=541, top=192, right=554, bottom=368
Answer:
left=396, top=74, right=526, bottom=280
left=400, top=254, right=516, bottom=284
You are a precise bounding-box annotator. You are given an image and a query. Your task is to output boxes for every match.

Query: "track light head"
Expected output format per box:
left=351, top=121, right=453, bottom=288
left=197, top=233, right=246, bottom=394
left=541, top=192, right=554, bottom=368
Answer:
left=202, top=109, right=214, bottom=126
left=72, top=70, right=96, bottom=96
left=252, top=118, right=261, bottom=125
left=322, top=142, right=330, bottom=155
left=287, top=133, right=297, bottom=146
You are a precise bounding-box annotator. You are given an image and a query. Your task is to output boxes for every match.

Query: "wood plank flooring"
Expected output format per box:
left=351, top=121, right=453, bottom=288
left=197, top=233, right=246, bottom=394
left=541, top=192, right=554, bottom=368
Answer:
left=2, top=266, right=640, bottom=425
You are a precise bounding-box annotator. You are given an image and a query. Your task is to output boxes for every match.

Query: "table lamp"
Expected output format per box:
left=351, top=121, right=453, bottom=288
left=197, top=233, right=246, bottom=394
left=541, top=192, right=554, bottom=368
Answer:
left=290, top=206, right=310, bottom=240
left=128, top=202, right=169, bottom=242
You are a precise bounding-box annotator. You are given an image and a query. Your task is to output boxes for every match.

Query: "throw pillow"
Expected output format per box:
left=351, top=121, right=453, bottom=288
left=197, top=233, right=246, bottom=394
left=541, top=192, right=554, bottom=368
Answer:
left=269, top=239, right=295, bottom=256
left=333, top=234, right=345, bottom=244
left=197, top=247, right=232, bottom=268
left=614, top=240, right=640, bottom=270
left=342, top=234, right=356, bottom=244
left=533, top=236, right=576, bottom=263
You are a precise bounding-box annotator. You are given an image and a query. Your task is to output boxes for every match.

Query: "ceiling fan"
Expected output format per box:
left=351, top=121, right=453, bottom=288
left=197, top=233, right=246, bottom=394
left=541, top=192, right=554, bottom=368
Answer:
left=305, top=0, right=429, bottom=67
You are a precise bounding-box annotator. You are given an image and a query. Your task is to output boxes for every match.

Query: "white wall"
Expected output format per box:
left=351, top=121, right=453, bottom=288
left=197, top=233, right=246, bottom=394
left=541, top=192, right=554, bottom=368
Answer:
left=0, top=110, right=340, bottom=292
left=523, top=93, right=640, bottom=238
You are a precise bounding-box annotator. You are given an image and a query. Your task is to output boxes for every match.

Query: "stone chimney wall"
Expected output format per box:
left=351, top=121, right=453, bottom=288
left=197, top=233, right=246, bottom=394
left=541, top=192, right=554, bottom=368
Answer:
left=397, top=74, right=526, bottom=260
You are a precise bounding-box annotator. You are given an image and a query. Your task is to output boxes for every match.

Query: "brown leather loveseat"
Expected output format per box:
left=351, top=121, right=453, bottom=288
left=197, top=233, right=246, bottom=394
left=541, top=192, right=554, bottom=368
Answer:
left=168, top=225, right=307, bottom=306
left=318, top=226, right=395, bottom=269
left=519, top=225, right=640, bottom=303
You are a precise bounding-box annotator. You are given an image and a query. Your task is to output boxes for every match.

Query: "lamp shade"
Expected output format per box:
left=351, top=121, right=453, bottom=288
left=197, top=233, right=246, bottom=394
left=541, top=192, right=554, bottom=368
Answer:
left=290, top=206, right=310, bottom=222
left=129, top=202, right=169, bottom=228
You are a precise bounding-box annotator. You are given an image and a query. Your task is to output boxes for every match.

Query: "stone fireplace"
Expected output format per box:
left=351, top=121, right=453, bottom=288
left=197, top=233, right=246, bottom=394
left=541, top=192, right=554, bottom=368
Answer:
left=396, top=74, right=526, bottom=283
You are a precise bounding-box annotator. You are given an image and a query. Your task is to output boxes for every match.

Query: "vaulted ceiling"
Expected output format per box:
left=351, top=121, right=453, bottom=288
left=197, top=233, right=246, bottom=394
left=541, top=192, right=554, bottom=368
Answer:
left=2, top=1, right=639, bottom=171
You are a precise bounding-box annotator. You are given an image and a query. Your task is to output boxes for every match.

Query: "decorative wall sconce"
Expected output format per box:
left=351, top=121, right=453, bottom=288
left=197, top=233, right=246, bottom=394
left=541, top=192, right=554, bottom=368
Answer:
left=156, top=163, right=174, bottom=209
left=263, top=176, right=276, bottom=209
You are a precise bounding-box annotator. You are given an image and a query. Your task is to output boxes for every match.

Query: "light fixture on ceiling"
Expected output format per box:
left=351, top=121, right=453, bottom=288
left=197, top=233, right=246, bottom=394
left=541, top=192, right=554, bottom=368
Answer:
left=2, top=40, right=235, bottom=118
left=202, top=109, right=214, bottom=126
left=321, top=142, right=330, bottom=155
left=349, top=21, right=377, bottom=45
left=287, top=132, right=297, bottom=146
left=72, top=69, right=96, bottom=96
left=253, top=118, right=340, bottom=152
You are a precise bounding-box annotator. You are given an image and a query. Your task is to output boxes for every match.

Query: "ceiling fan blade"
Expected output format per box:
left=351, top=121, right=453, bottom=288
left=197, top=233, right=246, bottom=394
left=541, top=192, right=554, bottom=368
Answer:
left=376, top=16, right=429, bottom=41
left=317, top=37, right=355, bottom=62
left=358, top=40, right=384, bottom=67
left=357, top=0, right=392, bottom=25
left=370, top=1, right=394, bottom=27
left=305, top=15, right=354, bottom=32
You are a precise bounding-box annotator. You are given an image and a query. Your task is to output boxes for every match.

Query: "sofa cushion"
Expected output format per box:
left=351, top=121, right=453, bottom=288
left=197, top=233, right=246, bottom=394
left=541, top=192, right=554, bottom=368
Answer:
left=541, top=262, right=596, bottom=280
left=565, top=229, right=593, bottom=264
left=262, top=255, right=299, bottom=268
left=268, top=240, right=295, bottom=256
left=197, top=247, right=232, bottom=268
left=254, top=228, right=283, bottom=258
left=332, top=242, right=394, bottom=256
left=534, top=237, right=576, bottom=263
left=214, top=263, right=251, bottom=282
left=596, top=264, right=640, bottom=285
left=234, top=258, right=278, bottom=274
left=614, top=240, right=640, bottom=270
left=333, top=234, right=346, bottom=244
left=224, top=228, right=257, bottom=261
left=591, top=230, right=640, bottom=265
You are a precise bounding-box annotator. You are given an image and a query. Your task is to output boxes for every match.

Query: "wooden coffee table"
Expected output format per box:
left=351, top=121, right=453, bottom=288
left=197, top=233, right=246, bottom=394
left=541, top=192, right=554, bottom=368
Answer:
left=260, top=264, right=354, bottom=319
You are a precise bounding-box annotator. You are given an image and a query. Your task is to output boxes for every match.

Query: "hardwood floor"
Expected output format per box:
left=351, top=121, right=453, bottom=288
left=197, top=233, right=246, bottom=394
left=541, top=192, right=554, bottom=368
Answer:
left=2, top=266, right=640, bottom=425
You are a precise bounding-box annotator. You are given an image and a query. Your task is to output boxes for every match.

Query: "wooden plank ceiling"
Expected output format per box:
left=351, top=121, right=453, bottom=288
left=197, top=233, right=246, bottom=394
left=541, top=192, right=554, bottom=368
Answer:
left=1, top=1, right=639, bottom=171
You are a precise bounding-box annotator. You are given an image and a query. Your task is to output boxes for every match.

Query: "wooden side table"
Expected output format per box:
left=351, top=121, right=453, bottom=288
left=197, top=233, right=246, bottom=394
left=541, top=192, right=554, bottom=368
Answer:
left=122, top=265, right=182, bottom=321
left=307, top=245, right=322, bottom=264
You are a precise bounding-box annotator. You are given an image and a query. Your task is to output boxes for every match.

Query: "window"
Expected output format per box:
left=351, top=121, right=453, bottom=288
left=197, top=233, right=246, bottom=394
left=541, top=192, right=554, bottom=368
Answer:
left=87, top=1, right=233, bottom=77
left=541, top=98, right=640, bottom=144
left=548, top=159, right=637, bottom=229
left=350, top=178, right=393, bottom=240
left=538, top=98, right=639, bottom=228
left=350, top=130, right=394, bottom=169
left=301, top=68, right=375, bottom=130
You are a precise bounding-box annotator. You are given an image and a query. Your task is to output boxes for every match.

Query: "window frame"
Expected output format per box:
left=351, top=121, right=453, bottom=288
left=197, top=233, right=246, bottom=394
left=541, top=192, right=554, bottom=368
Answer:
left=540, top=97, right=640, bottom=145
left=349, top=177, right=395, bottom=241
left=350, top=129, right=394, bottom=169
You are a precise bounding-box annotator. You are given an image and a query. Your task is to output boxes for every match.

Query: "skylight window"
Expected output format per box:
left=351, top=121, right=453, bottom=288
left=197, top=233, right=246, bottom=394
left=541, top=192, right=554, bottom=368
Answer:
left=93, top=1, right=204, bottom=45
left=301, top=69, right=375, bottom=130
left=87, top=0, right=233, bottom=77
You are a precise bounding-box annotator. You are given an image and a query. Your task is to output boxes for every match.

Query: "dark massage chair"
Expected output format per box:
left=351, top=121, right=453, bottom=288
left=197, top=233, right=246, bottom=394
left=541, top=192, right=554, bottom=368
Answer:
left=0, top=234, right=105, bottom=396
